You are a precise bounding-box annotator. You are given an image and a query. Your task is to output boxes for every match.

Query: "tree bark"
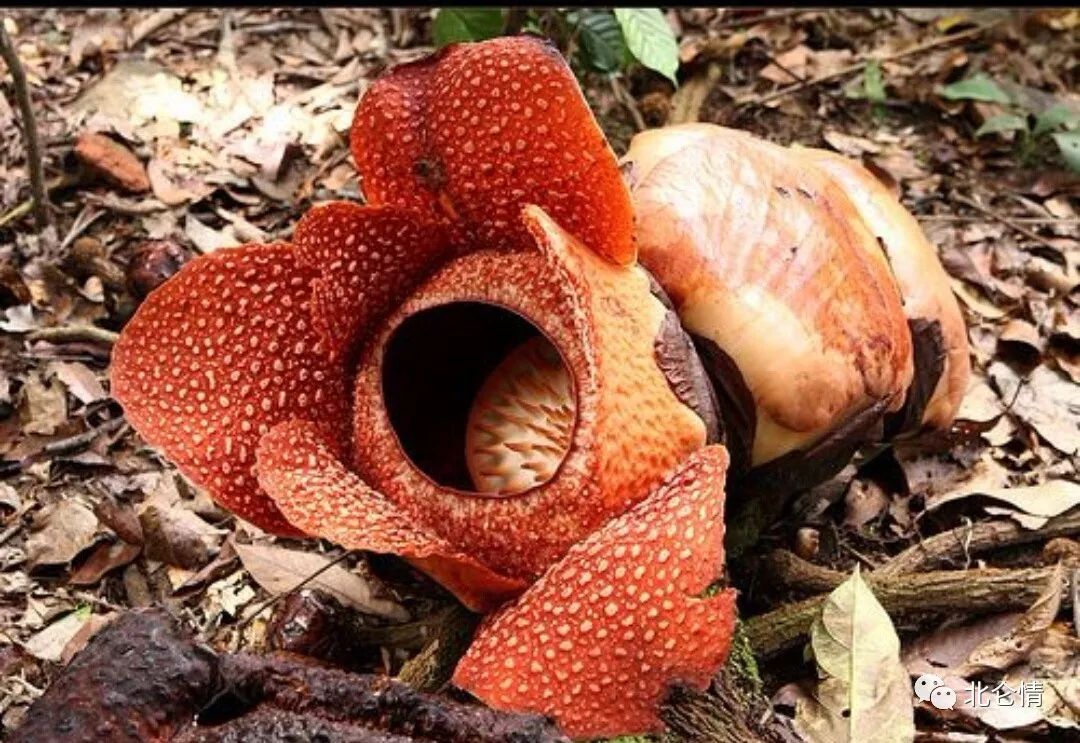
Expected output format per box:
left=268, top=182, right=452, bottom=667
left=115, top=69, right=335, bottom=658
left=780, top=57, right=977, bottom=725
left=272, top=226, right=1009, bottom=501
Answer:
left=745, top=554, right=1069, bottom=658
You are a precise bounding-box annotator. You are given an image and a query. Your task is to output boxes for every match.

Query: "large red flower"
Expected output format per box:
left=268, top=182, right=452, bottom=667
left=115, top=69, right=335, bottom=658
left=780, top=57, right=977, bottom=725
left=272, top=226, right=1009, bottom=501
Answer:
left=111, top=37, right=735, bottom=738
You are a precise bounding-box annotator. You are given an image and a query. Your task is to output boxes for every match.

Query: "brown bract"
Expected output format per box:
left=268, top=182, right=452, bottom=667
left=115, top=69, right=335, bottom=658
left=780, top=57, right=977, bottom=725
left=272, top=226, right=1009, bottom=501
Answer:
left=110, top=37, right=734, bottom=736
left=624, top=123, right=916, bottom=469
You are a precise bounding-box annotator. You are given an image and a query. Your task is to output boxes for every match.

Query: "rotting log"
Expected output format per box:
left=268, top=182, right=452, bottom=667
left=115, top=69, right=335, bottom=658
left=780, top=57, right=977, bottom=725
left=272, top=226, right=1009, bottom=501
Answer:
left=11, top=609, right=568, bottom=743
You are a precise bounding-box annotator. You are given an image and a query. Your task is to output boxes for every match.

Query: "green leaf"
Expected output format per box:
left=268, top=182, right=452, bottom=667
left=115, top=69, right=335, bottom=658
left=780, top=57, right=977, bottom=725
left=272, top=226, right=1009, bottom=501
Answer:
left=575, top=10, right=627, bottom=73
left=974, top=113, right=1029, bottom=138
left=432, top=8, right=504, bottom=48
left=937, top=73, right=1012, bottom=104
left=1033, top=103, right=1080, bottom=138
left=793, top=567, right=915, bottom=743
left=1052, top=130, right=1080, bottom=174
left=863, top=60, right=886, bottom=104
left=614, top=8, right=679, bottom=85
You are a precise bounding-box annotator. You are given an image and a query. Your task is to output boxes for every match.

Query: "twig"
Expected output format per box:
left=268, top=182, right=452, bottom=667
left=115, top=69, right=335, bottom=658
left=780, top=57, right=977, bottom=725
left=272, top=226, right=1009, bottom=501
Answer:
left=953, top=194, right=1065, bottom=253
left=0, top=20, right=52, bottom=229
left=127, top=9, right=189, bottom=49
left=918, top=214, right=1080, bottom=225
left=878, top=510, right=1080, bottom=576
left=58, top=205, right=105, bottom=253
left=745, top=562, right=1068, bottom=658
left=503, top=8, right=529, bottom=36
left=0, top=199, right=33, bottom=229
left=235, top=549, right=356, bottom=629
left=739, top=23, right=996, bottom=107
left=81, top=192, right=168, bottom=215
left=38, top=416, right=126, bottom=457
left=610, top=74, right=646, bottom=132
left=0, top=172, right=85, bottom=229
left=26, top=325, right=119, bottom=345
left=0, top=501, right=34, bottom=547
left=713, top=9, right=808, bottom=32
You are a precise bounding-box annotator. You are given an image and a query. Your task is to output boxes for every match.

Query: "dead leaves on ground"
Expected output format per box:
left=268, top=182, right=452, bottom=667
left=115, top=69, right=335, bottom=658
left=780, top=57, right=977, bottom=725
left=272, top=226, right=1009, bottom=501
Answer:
left=775, top=568, right=915, bottom=743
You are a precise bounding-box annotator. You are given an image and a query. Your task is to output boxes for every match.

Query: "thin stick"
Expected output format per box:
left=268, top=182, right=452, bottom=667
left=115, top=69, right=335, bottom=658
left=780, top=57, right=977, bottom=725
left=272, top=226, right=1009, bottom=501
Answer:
left=918, top=214, right=1080, bottom=225
left=0, top=199, right=33, bottom=229
left=38, top=416, right=126, bottom=457
left=712, top=9, right=808, bottom=32
left=127, top=8, right=188, bottom=49
left=0, top=20, right=51, bottom=228
left=953, top=194, right=1065, bottom=252
left=878, top=510, right=1080, bottom=576
left=235, top=549, right=356, bottom=629
left=610, top=74, right=646, bottom=132
left=26, top=325, right=119, bottom=345
left=740, top=24, right=996, bottom=107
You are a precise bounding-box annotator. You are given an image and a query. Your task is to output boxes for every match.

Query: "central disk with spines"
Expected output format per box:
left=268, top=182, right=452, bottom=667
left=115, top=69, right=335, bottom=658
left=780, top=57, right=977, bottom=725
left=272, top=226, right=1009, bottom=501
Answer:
left=465, top=337, right=575, bottom=496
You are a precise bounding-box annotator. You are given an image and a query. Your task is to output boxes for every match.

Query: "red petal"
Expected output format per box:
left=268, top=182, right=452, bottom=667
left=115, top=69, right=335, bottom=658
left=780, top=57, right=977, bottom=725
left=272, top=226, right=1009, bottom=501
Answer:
left=256, top=419, right=527, bottom=613
left=293, top=203, right=455, bottom=359
left=110, top=243, right=349, bottom=535
left=453, top=446, right=737, bottom=738
left=352, top=36, right=636, bottom=265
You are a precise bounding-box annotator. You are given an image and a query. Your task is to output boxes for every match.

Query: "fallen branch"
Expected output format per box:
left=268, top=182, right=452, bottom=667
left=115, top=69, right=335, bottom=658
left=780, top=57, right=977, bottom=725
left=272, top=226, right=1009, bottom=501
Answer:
left=0, top=20, right=51, bottom=229
left=879, top=509, right=1080, bottom=576
left=745, top=558, right=1070, bottom=658
left=739, top=23, right=997, bottom=107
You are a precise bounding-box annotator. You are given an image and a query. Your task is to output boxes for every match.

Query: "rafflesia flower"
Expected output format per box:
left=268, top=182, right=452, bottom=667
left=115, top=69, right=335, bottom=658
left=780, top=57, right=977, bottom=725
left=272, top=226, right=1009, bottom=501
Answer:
left=111, top=38, right=736, bottom=739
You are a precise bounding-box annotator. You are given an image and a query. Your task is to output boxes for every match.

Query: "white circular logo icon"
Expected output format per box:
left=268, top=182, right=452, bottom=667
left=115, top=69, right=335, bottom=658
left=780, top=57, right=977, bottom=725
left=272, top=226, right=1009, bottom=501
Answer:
left=930, top=686, right=957, bottom=710
left=913, top=673, right=944, bottom=702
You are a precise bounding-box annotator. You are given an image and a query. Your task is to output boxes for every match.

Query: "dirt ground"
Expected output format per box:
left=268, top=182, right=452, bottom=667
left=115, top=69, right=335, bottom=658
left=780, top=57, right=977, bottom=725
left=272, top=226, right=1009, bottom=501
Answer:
left=0, top=8, right=1077, bottom=741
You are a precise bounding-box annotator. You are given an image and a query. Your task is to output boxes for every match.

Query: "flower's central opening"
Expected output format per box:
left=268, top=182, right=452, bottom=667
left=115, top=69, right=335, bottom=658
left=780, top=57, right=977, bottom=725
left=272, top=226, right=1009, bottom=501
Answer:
left=382, top=302, right=576, bottom=497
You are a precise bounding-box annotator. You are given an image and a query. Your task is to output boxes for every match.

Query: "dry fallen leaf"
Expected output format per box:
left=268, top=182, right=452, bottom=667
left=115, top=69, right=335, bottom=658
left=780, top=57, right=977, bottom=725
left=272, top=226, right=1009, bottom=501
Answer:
left=234, top=542, right=409, bottom=621
left=138, top=503, right=226, bottom=570
left=68, top=540, right=141, bottom=586
left=23, top=606, right=94, bottom=663
left=19, top=373, right=68, bottom=436
left=787, top=567, right=915, bottom=743
left=184, top=213, right=241, bottom=254
left=25, top=500, right=101, bottom=570
left=48, top=361, right=108, bottom=405
left=904, top=568, right=1072, bottom=732
left=989, top=362, right=1079, bottom=455
left=147, top=158, right=197, bottom=206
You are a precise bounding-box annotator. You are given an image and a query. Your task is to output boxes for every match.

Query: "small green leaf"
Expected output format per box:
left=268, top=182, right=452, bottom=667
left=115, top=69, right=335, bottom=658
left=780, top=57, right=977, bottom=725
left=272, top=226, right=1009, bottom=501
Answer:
left=432, top=8, right=504, bottom=48
left=614, top=8, right=679, bottom=85
left=1052, top=130, right=1080, bottom=173
left=937, top=73, right=1012, bottom=104
left=863, top=60, right=886, bottom=104
left=1033, top=104, right=1080, bottom=138
left=974, top=113, right=1029, bottom=138
left=575, top=10, right=627, bottom=73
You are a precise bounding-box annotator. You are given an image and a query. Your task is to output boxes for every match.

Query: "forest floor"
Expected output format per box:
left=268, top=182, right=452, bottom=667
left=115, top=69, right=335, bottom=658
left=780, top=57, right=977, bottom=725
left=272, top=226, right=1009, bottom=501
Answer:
left=0, top=8, right=1077, bottom=741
